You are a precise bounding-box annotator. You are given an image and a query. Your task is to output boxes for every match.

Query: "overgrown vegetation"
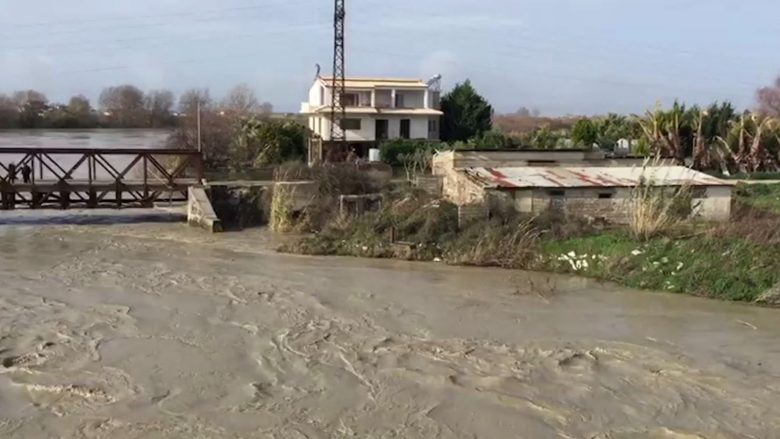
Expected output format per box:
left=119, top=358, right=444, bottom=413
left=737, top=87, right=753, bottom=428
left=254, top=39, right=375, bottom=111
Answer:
left=269, top=162, right=381, bottom=234
left=537, top=231, right=780, bottom=302
left=628, top=166, right=694, bottom=240
left=735, top=183, right=780, bottom=213
left=277, top=161, right=780, bottom=304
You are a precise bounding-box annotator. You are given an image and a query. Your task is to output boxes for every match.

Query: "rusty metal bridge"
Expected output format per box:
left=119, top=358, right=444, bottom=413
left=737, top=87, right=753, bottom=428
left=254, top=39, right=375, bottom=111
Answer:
left=0, top=148, right=203, bottom=210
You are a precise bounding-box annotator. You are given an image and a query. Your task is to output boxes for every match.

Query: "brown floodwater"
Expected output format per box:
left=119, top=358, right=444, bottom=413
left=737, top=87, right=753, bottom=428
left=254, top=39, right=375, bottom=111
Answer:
left=0, top=211, right=779, bottom=438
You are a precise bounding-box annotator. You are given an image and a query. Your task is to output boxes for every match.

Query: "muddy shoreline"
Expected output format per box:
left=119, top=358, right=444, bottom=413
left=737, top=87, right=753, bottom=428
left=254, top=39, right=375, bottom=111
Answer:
left=1, top=217, right=779, bottom=437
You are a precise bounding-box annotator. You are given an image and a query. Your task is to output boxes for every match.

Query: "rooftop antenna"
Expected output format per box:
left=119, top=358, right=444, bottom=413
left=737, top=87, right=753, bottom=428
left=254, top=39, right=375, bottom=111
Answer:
left=329, top=0, right=347, bottom=157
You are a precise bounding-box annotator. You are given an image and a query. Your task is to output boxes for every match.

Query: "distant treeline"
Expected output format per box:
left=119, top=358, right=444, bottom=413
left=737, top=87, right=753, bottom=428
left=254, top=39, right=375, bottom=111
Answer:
left=0, top=84, right=274, bottom=130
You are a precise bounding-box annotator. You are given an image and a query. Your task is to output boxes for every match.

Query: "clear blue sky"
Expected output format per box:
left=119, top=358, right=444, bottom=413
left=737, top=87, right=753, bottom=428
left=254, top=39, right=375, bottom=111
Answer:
left=1, top=0, right=778, bottom=115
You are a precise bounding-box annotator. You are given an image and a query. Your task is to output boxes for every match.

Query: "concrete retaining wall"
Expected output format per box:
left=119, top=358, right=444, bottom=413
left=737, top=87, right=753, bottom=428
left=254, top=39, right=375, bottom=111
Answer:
left=187, top=186, right=223, bottom=233
left=207, top=184, right=270, bottom=230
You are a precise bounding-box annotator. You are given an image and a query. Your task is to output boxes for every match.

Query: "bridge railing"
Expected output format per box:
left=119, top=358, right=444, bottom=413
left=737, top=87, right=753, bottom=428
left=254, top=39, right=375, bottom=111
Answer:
left=0, top=148, right=204, bottom=209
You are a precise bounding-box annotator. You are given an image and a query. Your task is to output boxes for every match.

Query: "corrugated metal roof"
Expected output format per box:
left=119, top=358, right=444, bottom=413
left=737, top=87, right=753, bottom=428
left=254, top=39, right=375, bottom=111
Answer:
left=462, top=166, right=733, bottom=189
left=318, top=77, right=429, bottom=89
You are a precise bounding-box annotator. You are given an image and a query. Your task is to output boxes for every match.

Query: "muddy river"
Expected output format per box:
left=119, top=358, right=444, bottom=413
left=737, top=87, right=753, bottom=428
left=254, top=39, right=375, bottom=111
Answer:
left=0, top=211, right=779, bottom=438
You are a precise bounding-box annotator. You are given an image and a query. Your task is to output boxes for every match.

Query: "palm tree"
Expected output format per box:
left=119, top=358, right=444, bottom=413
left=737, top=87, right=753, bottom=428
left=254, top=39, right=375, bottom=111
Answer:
left=748, top=114, right=777, bottom=172
left=637, top=102, right=689, bottom=165
left=718, top=112, right=779, bottom=173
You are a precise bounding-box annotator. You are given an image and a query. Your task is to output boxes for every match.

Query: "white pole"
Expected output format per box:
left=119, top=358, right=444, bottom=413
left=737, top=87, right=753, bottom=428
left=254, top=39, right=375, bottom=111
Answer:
left=196, top=100, right=202, bottom=154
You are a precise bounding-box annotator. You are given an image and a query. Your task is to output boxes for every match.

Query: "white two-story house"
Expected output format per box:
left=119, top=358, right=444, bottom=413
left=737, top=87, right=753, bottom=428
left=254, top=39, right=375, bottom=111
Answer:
left=300, top=76, right=443, bottom=160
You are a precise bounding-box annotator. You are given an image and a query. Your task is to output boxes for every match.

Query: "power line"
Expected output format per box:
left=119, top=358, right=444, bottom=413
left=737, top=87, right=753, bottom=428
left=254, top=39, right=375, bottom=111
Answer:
left=0, top=0, right=326, bottom=46
left=0, top=24, right=331, bottom=80
left=0, top=2, right=294, bottom=29
left=2, top=19, right=330, bottom=54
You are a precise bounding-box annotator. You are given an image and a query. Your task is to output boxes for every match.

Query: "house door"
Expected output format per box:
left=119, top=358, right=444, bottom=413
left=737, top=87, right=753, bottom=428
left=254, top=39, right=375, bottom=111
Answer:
left=375, top=119, right=389, bottom=140
left=400, top=119, right=411, bottom=139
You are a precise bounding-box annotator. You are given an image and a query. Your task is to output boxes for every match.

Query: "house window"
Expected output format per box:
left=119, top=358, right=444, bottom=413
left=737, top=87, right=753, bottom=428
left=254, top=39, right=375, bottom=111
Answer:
left=319, top=86, right=325, bottom=105
left=548, top=190, right=565, bottom=197
left=339, top=118, right=361, bottom=130
left=598, top=193, right=614, bottom=199
left=400, top=119, right=411, bottom=139
left=428, top=119, right=438, bottom=132
left=358, top=92, right=372, bottom=107
left=395, top=93, right=405, bottom=108
left=341, top=93, right=359, bottom=106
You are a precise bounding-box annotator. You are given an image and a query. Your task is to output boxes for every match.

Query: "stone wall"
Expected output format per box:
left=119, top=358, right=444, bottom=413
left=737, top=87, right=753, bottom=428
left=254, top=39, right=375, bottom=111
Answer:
left=434, top=165, right=487, bottom=206
left=414, top=176, right=443, bottom=196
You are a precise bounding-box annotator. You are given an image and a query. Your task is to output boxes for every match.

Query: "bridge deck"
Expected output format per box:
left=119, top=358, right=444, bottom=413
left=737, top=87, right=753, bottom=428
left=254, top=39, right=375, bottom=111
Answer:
left=0, top=148, right=204, bottom=210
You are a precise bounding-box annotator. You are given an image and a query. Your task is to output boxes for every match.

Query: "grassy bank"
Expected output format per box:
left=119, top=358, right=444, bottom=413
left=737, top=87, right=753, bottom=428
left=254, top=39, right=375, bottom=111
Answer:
left=279, top=184, right=780, bottom=305
left=736, top=183, right=780, bottom=213
left=537, top=233, right=780, bottom=302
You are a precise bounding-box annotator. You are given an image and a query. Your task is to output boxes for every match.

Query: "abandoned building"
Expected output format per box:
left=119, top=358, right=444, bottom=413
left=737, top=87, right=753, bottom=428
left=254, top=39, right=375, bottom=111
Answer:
left=432, top=150, right=733, bottom=224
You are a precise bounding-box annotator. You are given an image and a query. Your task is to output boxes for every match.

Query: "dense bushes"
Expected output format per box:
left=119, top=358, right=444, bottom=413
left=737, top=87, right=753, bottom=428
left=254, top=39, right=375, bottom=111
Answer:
left=379, top=140, right=443, bottom=167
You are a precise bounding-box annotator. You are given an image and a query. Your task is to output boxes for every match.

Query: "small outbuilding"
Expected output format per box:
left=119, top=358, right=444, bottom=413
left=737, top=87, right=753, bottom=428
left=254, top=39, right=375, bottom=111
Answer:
left=445, top=166, right=733, bottom=224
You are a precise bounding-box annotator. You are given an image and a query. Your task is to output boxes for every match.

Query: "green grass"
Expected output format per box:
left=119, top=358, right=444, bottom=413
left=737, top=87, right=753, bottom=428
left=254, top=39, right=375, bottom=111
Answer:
left=537, top=232, right=780, bottom=302
left=736, top=183, right=780, bottom=213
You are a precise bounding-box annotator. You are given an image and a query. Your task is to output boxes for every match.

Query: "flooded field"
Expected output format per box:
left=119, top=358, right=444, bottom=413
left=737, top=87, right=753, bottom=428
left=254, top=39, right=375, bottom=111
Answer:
left=1, top=213, right=779, bottom=438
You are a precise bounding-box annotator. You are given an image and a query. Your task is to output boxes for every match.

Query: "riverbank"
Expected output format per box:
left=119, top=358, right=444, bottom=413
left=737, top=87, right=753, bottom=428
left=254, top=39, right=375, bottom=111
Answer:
left=280, top=184, right=780, bottom=305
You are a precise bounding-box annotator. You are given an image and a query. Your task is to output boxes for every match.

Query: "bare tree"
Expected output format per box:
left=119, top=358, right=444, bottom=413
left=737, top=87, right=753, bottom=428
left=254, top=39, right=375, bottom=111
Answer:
left=12, top=90, right=49, bottom=128
left=66, top=95, right=96, bottom=127
left=68, top=95, right=92, bottom=115
left=0, top=94, right=18, bottom=128
left=144, top=89, right=175, bottom=127
left=178, top=88, right=212, bottom=116
left=170, top=88, right=234, bottom=162
left=259, top=101, right=274, bottom=115
left=757, top=76, right=780, bottom=117
left=12, top=89, right=48, bottom=108
left=99, top=85, right=146, bottom=127
left=222, top=83, right=259, bottom=115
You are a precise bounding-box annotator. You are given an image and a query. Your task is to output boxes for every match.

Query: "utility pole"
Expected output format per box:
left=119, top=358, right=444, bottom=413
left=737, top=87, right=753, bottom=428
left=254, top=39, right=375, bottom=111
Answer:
left=329, top=0, right=347, bottom=159
left=196, top=100, right=202, bottom=155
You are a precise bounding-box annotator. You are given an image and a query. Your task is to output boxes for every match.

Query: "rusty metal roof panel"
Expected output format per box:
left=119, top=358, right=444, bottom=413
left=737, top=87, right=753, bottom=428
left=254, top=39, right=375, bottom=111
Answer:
left=462, top=166, right=733, bottom=189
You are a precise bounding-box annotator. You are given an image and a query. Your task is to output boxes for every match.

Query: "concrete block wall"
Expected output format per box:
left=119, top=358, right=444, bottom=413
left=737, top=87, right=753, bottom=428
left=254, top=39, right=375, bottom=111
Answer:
left=188, top=186, right=223, bottom=233
left=696, top=186, right=732, bottom=221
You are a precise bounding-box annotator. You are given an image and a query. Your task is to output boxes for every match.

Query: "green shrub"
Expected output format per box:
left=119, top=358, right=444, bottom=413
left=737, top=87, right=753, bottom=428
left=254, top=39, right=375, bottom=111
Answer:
left=380, top=140, right=442, bottom=167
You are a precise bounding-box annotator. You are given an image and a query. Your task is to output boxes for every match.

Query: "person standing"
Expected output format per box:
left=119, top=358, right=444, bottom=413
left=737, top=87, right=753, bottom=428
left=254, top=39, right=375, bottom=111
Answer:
left=21, top=164, right=31, bottom=184
left=6, top=162, right=16, bottom=183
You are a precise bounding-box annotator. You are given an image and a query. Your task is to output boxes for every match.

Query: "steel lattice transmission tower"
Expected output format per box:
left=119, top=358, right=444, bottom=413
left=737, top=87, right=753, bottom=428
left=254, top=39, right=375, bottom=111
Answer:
left=329, top=0, right=347, bottom=156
